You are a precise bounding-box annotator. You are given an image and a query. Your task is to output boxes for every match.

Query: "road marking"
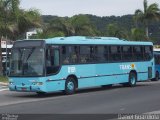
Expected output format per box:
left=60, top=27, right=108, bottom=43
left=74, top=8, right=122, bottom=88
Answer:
left=0, top=88, right=9, bottom=92
left=0, top=86, right=7, bottom=88
left=0, top=85, right=8, bottom=91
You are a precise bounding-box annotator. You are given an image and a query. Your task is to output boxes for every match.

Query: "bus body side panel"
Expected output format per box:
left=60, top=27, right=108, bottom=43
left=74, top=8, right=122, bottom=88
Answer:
left=137, top=59, right=155, bottom=81
left=9, top=58, right=154, bottom=93
left=76, top=64, right=96, bottom=88
left=76, top=60, right=154, bottom=88
left=154, top=52, right=160, bottom=78
left=41, top=64, right=96, bottom=92
left=94, top=63, right=128, bottom=86
left=155, top=65, right=160, bottom=77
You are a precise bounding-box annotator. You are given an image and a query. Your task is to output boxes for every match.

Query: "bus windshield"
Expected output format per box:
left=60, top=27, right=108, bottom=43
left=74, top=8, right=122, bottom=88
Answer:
left=10, top=47, right=44, bottom=76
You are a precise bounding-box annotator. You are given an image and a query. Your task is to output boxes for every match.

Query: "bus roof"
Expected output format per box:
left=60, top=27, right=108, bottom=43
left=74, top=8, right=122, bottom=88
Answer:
left=45, top=36, right=153, bottom=46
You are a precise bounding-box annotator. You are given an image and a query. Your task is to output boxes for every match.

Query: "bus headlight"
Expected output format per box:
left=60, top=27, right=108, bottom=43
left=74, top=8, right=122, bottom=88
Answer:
left=32, top=82, right=43, bottom=86
left=9, top=82, right=14, bottom=85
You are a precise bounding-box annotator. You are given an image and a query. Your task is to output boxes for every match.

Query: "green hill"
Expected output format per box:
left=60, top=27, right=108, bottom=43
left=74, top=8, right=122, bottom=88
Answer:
left=41, top=14, right=160, bottom=42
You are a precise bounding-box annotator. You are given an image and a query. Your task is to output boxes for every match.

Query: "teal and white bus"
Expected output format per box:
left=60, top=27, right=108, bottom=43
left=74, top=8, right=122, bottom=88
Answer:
left=9, top=36, right=154, bottom=95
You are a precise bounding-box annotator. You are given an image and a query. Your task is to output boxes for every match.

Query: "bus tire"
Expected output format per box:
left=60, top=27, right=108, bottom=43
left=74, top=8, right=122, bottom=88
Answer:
left=64, top=77, right=76, bottom=95
left=152, top=71, right=159, bottom=81
left=128, top=72, right=137, bottom=87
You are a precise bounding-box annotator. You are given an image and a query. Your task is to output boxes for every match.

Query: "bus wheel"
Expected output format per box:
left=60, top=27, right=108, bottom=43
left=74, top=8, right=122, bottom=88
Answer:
left=65, top=77, right=76, bottom=95
left=128, top=72, right=137, bottom=87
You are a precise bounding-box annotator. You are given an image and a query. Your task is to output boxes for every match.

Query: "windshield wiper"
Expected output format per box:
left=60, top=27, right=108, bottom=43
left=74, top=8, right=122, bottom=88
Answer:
left=26, top=48, right=35, bottom=61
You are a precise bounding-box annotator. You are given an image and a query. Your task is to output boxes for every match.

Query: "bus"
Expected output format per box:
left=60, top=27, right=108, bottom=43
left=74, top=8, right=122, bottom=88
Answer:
left=153, top=52, right=160, bottom=81
left=9, top=36, right=154, bottom=95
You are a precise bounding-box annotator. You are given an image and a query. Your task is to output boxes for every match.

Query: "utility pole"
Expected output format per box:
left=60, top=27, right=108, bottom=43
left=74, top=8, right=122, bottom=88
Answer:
left=5, top=5, right=8, bottom=76
left=5, top=37, right=8, bottom=76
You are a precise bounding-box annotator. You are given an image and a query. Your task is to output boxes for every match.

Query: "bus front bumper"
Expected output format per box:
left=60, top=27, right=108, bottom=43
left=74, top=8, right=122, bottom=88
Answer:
left=9, top=84, right=44, bottom=92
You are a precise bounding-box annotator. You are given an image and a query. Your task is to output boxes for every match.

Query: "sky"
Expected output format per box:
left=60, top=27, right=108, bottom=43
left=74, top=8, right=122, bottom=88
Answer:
left=20, top=0, right=160, bottom=17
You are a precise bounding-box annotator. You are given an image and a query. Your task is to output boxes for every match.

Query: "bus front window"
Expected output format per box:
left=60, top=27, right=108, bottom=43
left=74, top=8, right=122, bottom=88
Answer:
left=10, top=48, right=44, bottom=76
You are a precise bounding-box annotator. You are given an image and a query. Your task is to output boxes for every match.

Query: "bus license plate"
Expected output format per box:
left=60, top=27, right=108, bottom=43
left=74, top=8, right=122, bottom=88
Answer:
left=21, top=87, right=27, bottom=91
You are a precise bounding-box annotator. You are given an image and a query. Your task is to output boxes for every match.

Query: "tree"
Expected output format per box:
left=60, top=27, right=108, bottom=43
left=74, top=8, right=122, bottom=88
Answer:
left=106, top=23, right=128, bottom=39
left=47, top=18, right=74, bottom=36
left=18, top=9, right=42, bottom=38
left=0, top=0, right=20, bottom=37
left=131, top=28, right=145, bottom=41
left=11, top=0, right=19, bottom=22
left=35, top=18, right=73, bottom=39
left=71, top=15, right=98, bottom=36
left=0, top=0, right=20, bottom=75
left=37, top=15, right=99, bottom=38
left=0, top=0, right=42, bottom=75
left=0, top=0, right=41, bottom=40
left=135, top=0, right=160, bottom=38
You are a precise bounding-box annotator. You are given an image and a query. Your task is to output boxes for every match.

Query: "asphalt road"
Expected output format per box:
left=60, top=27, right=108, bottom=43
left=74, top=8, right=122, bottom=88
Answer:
left=0, top=81, right=160, bottom=119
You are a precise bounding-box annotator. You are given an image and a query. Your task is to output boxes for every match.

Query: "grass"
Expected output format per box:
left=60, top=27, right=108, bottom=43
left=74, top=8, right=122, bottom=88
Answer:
left=0, top=76, right=9, bottom=83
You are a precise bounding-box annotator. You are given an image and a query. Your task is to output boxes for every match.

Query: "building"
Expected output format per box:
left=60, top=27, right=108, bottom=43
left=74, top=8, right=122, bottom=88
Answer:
left=1, top=39, right=13, bottom=75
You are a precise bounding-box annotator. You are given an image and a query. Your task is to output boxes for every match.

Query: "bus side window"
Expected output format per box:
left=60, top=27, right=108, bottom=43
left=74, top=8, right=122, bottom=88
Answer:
left=94, top=46, right=107, bottom=62
left=54, top=49, right=60, bottom=66
left=133, top=46, right=143, bottom=61
left=122, top=46, right=132, bottom=61
left=109, top=46, right=121, bottom=62
left=62, top=46, right=69, bottom=64
left=46, top=46, right=60, bottom=75
left=80, top=46, right=90, bottom=63
left=144, top=46, right=152, bottom=60
left=157, top=55, right=160, bottom=64
left=155, top=55, right=158, bottom=64
left=62, top=46, right=78, bottom=64
left=70, top=46, right=78, bottom=63
left=46, top=49, right=51, bottom=67
left=159, top=56, right=160, bottom=64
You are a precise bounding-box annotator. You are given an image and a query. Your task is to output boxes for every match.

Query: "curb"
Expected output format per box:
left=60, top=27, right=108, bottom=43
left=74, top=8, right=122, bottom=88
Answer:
left=0, top=82, right=9, bottom=86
